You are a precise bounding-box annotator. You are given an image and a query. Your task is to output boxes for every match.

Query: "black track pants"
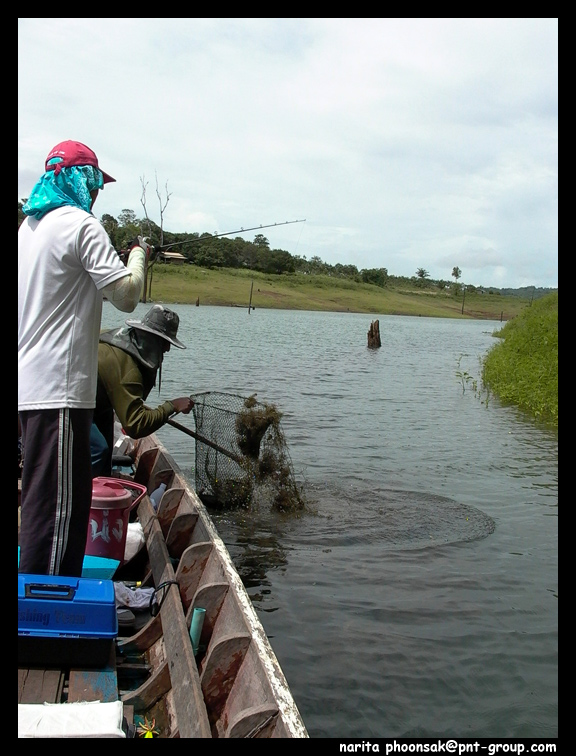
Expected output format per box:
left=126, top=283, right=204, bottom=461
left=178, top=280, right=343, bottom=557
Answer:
left=19, top=408, right=93, bottom=576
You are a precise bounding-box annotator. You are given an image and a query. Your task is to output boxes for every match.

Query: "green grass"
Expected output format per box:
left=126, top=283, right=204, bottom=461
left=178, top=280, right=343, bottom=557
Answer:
left=145, top=264, right=529, bottom=321
left=481, top=292, right=558, bottom=426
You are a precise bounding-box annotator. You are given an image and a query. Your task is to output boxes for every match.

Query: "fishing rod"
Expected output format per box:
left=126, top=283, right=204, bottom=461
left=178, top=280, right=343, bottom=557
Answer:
left=156, top=219, right=306, bottom=252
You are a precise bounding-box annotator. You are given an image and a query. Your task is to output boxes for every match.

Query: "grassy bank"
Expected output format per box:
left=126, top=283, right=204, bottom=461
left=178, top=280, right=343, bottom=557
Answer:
left=146, top=264, right=530, bottom=321
left=482, top=292, right=558, bottom=426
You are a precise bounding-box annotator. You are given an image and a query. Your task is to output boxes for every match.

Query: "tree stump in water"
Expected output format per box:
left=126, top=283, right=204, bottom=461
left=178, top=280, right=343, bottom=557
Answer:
left=367, top=319, right=381, bottom=348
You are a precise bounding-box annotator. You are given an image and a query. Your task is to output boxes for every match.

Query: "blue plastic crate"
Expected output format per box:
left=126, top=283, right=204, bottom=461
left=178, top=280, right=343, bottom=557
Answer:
left=18, top=574, right=118, bottom=668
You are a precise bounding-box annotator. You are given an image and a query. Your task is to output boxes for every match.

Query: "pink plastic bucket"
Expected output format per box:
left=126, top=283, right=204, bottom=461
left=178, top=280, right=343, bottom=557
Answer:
left=85, top=477, right=147, bottom=563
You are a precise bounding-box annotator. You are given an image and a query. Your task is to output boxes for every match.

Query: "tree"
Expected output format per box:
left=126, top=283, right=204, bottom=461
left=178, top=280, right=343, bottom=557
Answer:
left=140, top=175, right=153, bottom=241
left=334, top=263, right=359, bottom=280
left=253, top=234, right=270, bottom=249
left=361, top=268, right=389, bottom=288
left=140, top=173, right=172, bottom=302
left=140, top=172, right=172, bottom=246
left=195, top=245, right=224, bottom=269
left=414, top=268, right=432, bottom=288
left=260, top=248, right=295, bottom=274
left=118, top=209, right=138, bottom=227
left=452, top=266, right=462, bottom=283
left=100, top=213, right=119, bottom=248
left=308, top=255, right=326, bottom=274
left=115, top=210, right=142, bottom=251
left=152, top=172, right=172, bottom=248
left=292, top=254, right=308, bottom=273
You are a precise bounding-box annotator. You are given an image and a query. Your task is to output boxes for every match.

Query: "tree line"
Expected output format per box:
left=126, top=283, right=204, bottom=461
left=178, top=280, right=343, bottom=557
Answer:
left=93, top=207, right=472, bottom=294
left=18, top=200, right=554, bottom=299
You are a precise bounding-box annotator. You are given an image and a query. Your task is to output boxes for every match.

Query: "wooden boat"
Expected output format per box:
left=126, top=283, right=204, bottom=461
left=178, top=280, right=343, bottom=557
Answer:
left=18, top=433, right=308, bottom=739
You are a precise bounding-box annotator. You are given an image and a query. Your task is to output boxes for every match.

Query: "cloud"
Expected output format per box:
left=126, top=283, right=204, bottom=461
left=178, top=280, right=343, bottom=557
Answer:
left=18, top=18, right=558, bottom=289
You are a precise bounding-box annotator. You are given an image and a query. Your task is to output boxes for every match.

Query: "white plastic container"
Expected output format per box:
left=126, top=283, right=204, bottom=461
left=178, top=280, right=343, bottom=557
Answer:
left=149, top=482, right=167, bottom=510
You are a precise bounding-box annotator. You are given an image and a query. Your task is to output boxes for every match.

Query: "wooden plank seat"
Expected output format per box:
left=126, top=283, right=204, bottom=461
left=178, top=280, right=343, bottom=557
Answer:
left=156, top=487, right=185, bottom=537
left=117, top=611, right=163, bottom=657
left=199, top=632, right=252, bottom=728
left=174, top=541, right=214, bottom=610
left=119, top=494, right=212, bottom=738
left=185, top=582, right=230, bottom=657
left=132, top=447, right=159, bottom=487
left=166, top=510, right=200, bottom=559
left=227, top=703, right=280, bottom=738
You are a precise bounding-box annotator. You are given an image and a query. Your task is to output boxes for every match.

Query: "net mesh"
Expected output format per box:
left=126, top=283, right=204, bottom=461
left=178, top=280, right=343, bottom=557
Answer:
left=191, top=391, right=305, bottom=512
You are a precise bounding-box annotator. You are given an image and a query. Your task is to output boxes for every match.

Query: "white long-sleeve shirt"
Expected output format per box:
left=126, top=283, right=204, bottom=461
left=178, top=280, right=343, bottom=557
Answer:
left=18, top=206, right=145, bottom=410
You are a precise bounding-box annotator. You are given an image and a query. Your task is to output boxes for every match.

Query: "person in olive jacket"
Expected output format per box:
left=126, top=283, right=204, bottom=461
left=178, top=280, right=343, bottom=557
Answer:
left=92, top=305, right=194, bottom=476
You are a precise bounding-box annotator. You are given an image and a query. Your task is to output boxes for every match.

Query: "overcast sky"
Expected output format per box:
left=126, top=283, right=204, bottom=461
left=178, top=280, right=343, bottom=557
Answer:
left=18, top=18, right=558, bottom=289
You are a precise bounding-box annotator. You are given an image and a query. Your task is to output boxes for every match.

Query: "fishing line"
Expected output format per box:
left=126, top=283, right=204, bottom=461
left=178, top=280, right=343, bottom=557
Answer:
left=291, top=218, right=306, bottom=257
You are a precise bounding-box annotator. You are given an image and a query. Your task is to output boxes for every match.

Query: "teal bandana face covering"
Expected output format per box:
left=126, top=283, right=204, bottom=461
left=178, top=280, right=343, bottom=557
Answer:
left=22, top=160, right=105, bottom=220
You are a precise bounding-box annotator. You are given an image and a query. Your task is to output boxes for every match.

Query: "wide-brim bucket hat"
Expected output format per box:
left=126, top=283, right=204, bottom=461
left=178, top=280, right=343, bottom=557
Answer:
left=126, top=305, right=186, bottom=349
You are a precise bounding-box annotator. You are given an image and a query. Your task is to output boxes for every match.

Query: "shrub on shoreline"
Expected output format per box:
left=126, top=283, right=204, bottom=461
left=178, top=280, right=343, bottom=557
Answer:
left=482, top=292, right=558, bottom=426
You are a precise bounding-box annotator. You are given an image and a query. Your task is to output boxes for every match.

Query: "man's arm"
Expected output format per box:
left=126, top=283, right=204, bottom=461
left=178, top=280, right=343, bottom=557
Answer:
left=100, top=245, right=145, bottom=312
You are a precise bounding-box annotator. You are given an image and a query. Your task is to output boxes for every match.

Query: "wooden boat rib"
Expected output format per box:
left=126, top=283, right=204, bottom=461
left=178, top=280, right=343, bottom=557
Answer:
left=18, top=433, right=308, bottom=739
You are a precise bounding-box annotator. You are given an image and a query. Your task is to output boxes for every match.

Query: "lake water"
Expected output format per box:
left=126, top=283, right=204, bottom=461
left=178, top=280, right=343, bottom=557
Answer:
left=102, top=302, right=558, bottom=739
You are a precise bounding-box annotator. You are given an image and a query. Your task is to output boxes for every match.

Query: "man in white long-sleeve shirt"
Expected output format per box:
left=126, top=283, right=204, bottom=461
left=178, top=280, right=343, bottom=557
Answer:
left=18, top=140, right=147, bottom=576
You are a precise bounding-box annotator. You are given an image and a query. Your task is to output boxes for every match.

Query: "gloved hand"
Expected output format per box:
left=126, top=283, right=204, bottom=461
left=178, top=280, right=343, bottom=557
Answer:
left=128, top=236, right=154, bottom=259
left=169, top=397, right=195, bottom=416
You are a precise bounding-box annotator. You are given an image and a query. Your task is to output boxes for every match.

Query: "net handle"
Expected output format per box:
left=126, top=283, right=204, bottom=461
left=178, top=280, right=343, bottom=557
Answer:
left=167, top=417, right=244, bottom=465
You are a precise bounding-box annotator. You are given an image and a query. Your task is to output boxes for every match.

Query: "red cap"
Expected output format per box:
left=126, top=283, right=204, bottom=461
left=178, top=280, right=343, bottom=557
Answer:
left=45, top=140, right=116, bottom=184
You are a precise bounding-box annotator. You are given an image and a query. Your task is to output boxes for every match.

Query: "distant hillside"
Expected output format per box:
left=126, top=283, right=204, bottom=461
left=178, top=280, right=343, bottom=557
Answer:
left=19, top=202, right=557, bottom=297
left=487, top=286, right=557, bottom=300
left=144, top=264, right=542, bottom=321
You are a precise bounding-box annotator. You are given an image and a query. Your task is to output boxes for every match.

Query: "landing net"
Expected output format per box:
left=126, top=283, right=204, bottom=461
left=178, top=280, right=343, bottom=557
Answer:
left=191, top=391, right=305, bottom=512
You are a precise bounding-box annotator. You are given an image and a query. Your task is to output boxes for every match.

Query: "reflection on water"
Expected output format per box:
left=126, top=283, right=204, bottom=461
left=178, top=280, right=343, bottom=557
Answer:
left=102, top=303, right=558, bottom=738
left=216, top=516, right=288, bottom=609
